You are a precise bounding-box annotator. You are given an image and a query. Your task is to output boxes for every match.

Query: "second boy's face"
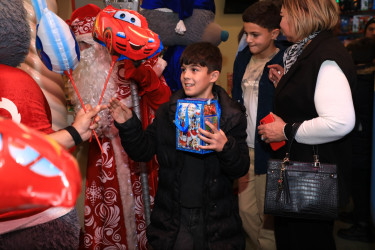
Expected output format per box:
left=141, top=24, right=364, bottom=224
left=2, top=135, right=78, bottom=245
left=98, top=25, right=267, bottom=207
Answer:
left=180, top=64, right=218, bottom=99
left=365, top=23, right=375, bottom=39
left=243, top=22, right=278, bottom=58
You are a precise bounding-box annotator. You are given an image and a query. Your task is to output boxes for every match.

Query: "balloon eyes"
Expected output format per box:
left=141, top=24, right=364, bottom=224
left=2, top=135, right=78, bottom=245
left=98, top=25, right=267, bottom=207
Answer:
left=8, top=142, right=61, bottom=177
left=114, top=11, right=141, bottom=27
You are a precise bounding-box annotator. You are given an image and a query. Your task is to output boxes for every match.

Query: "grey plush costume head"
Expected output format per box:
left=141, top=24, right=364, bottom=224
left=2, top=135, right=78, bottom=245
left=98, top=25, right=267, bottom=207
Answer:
left=140, top=9, right=228, bottom=47
left=0, top=0, right=30, bottom=67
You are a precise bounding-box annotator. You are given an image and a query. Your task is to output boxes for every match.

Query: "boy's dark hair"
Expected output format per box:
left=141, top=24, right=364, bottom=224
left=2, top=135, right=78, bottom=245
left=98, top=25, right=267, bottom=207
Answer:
left=364, top=17, right=375, bottom=35
left=179, top=42, right=222, bottom=73
left=242, top=0, right=281, bottom=30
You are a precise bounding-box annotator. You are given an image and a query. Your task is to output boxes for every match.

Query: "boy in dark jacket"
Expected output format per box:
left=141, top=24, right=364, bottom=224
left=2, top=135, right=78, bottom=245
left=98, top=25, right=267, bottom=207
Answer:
left=231, top=1, right=290, bottom=249
left=109, top=42, right=249, bottom=249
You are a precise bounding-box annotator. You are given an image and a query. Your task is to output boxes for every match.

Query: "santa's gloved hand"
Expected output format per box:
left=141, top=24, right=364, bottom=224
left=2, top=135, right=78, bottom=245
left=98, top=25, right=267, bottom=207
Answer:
left=175, top=20, right=186, bottom=35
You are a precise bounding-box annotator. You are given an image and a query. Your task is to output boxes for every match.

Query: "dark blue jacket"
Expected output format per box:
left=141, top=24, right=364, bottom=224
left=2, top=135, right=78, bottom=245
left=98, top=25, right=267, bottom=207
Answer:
left=141, top=0, right=215, bottom=20
left=231, top=41, right=288, bottom=174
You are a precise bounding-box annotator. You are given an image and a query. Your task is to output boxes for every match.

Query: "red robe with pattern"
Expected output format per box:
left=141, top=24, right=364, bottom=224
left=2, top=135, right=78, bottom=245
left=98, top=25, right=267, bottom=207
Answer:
left=81, top=58, right=171, bottom=250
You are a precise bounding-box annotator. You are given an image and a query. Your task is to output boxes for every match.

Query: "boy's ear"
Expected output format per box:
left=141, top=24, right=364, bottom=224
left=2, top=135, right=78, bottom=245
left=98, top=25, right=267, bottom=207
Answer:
left=210, top=70, right=220, bottom=82
left=271, top=28, right=280, bottom=40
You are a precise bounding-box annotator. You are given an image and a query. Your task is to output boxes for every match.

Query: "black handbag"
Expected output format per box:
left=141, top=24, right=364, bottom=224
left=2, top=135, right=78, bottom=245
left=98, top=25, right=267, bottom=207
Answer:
left=264, top=124, right=339, bottom=220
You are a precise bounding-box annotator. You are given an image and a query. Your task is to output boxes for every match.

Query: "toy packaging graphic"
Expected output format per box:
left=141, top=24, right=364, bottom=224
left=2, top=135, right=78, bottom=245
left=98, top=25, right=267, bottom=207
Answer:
left=175, top=98, right=221, bottom=154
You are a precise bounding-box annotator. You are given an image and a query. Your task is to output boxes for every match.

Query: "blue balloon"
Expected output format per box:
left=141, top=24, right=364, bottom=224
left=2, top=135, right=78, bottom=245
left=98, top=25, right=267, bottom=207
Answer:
left=35, top=8, right=80, bottom=74
left=31, top=0, right=48, bottom=24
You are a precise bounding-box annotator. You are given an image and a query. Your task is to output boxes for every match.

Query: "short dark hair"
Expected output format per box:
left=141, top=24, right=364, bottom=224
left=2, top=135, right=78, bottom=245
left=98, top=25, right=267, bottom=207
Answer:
left=242, top=0, right=281, bottom=30
left=365, top=17, right=375, bottom=35
left=346, top=37, right=375, bottom=65
left=179, top=42, right=222, bottom=73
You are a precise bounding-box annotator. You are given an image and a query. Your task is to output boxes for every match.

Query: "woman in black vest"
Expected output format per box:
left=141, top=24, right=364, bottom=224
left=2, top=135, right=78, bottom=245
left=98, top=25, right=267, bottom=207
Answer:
left=258, top=0, right=356, bottom=249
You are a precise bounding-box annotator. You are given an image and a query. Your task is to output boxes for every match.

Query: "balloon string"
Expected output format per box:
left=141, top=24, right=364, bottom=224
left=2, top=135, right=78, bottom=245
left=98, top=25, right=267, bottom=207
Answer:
left=98, top=56, right=117, bottom=106
left=64, top=70, right=104, bottom=154
left=87, top=56, right=117, bottom=143
left=65, top=70, right=86, bottom=110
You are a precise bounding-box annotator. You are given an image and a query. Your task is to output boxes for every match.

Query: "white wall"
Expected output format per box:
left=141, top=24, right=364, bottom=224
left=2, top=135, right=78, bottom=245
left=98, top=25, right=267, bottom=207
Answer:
left=215, top=0, right=243, bottom=91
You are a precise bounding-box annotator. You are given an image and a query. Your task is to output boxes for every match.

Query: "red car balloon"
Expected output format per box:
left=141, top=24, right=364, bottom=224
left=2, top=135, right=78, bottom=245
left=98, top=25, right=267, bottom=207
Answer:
left=0, top=119, right=81, bottom=221
left=93, top=5, right=163, bottom=62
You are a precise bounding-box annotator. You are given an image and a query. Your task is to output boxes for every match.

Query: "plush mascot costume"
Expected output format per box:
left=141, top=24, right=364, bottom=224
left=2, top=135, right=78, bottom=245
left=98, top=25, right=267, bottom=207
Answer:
left=20, top=0, right=69, bottom=130
left=0, top=0, right=80, bottom=248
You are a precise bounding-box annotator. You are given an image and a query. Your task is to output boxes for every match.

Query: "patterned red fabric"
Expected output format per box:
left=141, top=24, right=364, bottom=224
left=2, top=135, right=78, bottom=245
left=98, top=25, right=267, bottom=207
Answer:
left=81, top=138, right=129, bottom=249
left=81, top=100, right=159, bottom=250
left=123, top=59, right=171, bottom=110
left=66, top=4, right=101, bottom=40
left=81, top=58, right=170, bottom=249
left=130, top=99, right=159, bottom=248
left=67, top=6, right=170, bottom=249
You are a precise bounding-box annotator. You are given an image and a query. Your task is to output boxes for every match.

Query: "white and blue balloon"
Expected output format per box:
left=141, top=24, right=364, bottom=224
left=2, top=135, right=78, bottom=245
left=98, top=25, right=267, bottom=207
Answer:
left=32, top=0, right=80, bottom=74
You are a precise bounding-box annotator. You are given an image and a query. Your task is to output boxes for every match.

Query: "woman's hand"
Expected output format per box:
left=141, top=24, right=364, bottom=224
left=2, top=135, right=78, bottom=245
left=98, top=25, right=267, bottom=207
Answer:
left=257, top=113, right=286, bottom=143
left=268, top=64, right=284, bottom=87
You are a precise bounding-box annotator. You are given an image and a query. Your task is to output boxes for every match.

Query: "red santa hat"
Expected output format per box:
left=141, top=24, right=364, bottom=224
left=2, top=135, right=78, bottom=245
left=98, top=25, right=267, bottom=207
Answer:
left=66, top=4, right=101, bottom=43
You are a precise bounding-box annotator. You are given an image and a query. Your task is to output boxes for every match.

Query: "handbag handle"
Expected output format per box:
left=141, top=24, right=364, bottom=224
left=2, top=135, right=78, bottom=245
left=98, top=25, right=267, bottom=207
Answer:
left=284, top=123, right=320, bottom=168
left=276, top=122, right=320, bottom=202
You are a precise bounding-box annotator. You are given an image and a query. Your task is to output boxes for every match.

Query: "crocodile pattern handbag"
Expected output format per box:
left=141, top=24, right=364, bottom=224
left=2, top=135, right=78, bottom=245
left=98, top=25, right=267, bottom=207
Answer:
left=264, top=124, right=339, bottom=220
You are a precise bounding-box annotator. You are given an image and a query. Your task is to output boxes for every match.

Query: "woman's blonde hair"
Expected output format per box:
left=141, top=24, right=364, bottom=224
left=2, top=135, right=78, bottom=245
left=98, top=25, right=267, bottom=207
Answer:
left=282, top=0, right=339, bottom=40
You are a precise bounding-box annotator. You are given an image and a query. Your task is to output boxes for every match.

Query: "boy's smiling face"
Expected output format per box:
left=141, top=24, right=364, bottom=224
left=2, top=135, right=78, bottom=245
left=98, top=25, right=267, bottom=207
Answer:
left=180, top=63, right=218, bottom=99
left=243, top=22, right=279, bottom=59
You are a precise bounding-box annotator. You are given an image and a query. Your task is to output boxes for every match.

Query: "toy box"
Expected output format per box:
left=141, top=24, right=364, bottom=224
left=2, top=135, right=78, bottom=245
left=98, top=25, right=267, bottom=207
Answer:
left=175, top=98, right=221, bottom=154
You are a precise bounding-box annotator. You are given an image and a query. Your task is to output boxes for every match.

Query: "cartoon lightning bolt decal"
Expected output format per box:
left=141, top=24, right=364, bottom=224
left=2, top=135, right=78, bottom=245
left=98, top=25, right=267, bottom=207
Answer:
left=0, top=98, right=22, bottom=123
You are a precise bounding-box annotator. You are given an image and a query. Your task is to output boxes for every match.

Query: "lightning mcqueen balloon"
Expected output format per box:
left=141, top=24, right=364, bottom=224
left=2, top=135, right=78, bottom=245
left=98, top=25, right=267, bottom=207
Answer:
left=0, top=119, right=81, bottom=221
left=93, top=5, right=163, bottom=62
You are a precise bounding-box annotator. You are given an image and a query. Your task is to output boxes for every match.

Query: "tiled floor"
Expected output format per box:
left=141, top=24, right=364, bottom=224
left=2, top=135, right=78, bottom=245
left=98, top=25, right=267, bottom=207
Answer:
left=334, top=220, right=375, bottom=250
